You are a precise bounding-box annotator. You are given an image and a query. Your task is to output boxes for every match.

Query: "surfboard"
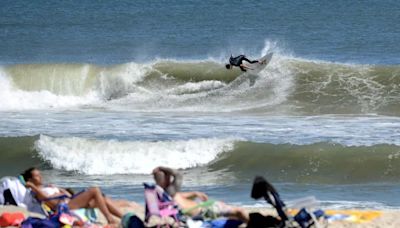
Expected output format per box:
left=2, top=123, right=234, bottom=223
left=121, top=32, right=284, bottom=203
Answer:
left=242, top=52, right=273, bottom=74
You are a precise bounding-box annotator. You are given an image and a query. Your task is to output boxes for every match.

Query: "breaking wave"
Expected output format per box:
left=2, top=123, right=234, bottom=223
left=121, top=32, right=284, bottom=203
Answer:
left=1, top=135, right=399, bottom=184
left=0, top=56, right=399, bottom=115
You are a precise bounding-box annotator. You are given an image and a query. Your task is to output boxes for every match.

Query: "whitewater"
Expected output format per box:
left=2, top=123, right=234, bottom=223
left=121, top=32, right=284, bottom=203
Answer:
left=1, top=52, right=399, bottom=115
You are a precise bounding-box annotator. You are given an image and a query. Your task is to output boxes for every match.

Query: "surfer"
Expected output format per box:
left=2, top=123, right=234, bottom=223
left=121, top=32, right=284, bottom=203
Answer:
left=225, top=55, right=259, bottom=72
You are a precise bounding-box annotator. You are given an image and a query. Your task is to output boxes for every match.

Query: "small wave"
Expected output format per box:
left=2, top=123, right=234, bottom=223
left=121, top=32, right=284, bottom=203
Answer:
left=34, top=135, right=235, bottom=175
left=2, top=135, right=400, bottom=184
left=287, top=60, right=400, bottom=115
left=210, top=141, right=400, bottom=184
left=0, top=135, right=42, bottom=176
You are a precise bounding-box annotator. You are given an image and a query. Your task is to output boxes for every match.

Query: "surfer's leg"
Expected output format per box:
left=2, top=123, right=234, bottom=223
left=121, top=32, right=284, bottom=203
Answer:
left=242, top=57, right=258, bottom=64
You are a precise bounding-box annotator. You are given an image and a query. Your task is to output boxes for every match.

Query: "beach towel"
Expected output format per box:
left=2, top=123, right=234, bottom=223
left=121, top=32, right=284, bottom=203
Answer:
left=143, top=183, right=180, bottom=227
left=183, top=200, right=241, bottom=222
left=324, top=210, right=382, bottom=223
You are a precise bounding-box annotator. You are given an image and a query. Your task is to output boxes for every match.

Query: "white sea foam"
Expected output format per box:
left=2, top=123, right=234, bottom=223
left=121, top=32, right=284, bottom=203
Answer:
left=167, top=80, right=226, bottom=95
left=0, top=68, right=100, bottom=110
left=0, top=63, right=153, bottom=110
left=35, top=135, right=235, bottom=175
left=97, top=62, right=151, bottom=100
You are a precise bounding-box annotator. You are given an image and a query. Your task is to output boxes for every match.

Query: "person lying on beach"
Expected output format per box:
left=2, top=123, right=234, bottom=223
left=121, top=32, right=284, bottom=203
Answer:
left=152, top=166, right=249, bottom=223
left=22, top=167, right=123, bottom=225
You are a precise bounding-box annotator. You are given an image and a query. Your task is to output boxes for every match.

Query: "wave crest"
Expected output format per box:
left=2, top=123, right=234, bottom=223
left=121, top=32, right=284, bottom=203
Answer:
left=34, top=135, right=235, bottom=175
left=1, top=57, right=400, bottom=114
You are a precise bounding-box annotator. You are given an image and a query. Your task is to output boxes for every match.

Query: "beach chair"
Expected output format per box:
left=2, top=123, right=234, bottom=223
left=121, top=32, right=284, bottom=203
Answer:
left=34, top=188, right=99, bottom=226
left=1, top=176, right=99, bottom=226
left=143, top=183, right=180, bottom=228
left=249, top=176, right=324, bottom=228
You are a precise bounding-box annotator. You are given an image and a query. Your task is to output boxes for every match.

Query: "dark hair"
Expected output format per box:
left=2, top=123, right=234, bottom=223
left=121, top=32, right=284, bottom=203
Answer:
left=225, top=64, right=231, bottom=69
left=153, top=169, right=167, bottom=188
left=21, top=167, right=37, bottom=182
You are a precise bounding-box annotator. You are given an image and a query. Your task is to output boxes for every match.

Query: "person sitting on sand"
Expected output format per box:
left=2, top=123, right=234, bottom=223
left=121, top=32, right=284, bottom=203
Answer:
left=152, top=166, right=182, bottom=197
left=152, top=166, right=249, bottom=223
left=22, top=167, right=123, bottom=225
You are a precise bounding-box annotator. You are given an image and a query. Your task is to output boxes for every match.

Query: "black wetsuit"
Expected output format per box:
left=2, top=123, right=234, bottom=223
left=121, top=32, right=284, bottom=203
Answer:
left=229, top=55, right=258, bottom=72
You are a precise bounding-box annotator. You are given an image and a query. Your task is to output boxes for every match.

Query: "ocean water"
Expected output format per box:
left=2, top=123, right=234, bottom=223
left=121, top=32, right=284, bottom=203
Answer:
left=1, top=0, right=400, bottom=209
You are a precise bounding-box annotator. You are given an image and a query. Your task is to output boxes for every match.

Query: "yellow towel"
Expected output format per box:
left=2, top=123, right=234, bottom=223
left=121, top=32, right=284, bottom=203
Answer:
left=324, top=210, right=382, bottom=223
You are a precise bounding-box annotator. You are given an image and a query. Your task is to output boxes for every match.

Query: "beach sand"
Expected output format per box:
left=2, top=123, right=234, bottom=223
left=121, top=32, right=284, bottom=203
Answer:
left=244, top=207, right=400, bottom=228
left=1, top=205, right=399, bottom=227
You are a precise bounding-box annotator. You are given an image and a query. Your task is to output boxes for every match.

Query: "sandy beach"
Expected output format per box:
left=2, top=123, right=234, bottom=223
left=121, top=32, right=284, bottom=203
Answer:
left=244, top=207, right=400, bottom=228
left=1, top=205, right=399, bottom=227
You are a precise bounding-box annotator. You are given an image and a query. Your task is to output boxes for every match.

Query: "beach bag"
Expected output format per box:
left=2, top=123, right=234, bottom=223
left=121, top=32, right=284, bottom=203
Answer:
left=121, top=213, right=145, bottom=228
left=246, top=212, right=281, bottom=228
left=0, top=212, right=25, bottom=227
left=50, top=203, right=84, bottom=227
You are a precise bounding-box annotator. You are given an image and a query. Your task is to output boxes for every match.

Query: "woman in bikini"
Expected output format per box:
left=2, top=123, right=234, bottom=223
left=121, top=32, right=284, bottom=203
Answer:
left=22, top=167, right=123, bottom=225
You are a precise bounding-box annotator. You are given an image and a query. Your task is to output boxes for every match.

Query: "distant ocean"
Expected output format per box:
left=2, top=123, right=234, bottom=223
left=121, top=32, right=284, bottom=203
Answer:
left=1, top=0, right=399, bottom=209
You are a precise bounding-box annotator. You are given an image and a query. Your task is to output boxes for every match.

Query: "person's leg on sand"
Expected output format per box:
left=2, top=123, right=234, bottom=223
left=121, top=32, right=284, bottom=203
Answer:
left=68, top=187, right=119, bottom=225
